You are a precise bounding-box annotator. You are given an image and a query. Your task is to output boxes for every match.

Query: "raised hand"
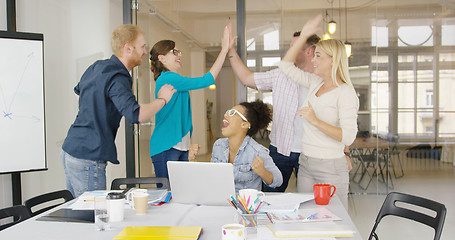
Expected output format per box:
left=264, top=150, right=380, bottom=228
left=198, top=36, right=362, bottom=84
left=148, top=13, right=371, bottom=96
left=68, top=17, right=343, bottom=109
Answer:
left=227, top=23, right=238, bottom=51
left=221, top=24, right=230, bottom=54
left=157, top=84, right=176, bottom=104
left=300, top=14, right=323, bottom=39
left=251, top=156, right=266, bottom=175
left=188, top=143, right=201, bottom=161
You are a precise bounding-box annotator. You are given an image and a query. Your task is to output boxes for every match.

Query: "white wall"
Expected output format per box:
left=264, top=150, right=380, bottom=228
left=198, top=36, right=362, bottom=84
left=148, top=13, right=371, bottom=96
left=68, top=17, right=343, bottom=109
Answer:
left=0, top=0, right=124, bottom=209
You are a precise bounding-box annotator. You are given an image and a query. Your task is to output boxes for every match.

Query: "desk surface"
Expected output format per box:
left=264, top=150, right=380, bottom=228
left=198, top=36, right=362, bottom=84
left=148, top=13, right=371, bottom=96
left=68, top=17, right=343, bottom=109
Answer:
left=0, top=194, right=361, bottom=240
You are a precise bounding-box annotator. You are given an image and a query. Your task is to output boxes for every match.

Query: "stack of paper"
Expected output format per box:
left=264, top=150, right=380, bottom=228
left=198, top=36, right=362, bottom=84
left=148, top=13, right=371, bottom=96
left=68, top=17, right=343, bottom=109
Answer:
left=113, top=226, right=203, bottom=240
left=260, top=193, right=314, bottom=213
left=266, top=207, right=342, bottom=223
left=266, top=222, right=355, bottom=238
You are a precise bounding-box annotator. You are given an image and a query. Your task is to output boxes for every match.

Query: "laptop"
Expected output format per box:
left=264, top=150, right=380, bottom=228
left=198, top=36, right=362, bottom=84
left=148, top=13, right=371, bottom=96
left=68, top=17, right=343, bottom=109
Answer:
left=167, top=161, right=235, bottom=206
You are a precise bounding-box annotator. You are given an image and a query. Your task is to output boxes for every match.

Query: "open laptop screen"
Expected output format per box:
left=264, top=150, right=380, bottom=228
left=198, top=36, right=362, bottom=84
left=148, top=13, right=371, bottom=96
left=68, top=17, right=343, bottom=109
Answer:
left=167, top=161, right=235, bottom=206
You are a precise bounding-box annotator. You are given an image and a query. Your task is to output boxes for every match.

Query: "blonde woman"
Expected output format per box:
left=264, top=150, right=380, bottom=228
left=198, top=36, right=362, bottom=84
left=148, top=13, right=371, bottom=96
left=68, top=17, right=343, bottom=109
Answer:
left=279, top=15, right=359, bottom=209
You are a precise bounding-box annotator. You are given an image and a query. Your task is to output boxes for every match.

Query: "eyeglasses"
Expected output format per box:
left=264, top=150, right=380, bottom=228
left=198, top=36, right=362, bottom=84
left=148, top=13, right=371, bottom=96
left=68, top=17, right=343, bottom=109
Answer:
left=169, top=49, right=182, bottom=56
left=225, top=109, right=248, bottom=122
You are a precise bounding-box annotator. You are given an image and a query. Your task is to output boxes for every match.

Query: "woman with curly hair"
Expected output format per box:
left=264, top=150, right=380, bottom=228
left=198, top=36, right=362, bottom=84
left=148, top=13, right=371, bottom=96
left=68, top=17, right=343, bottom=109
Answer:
left=190, top=100, right=283, bottom=192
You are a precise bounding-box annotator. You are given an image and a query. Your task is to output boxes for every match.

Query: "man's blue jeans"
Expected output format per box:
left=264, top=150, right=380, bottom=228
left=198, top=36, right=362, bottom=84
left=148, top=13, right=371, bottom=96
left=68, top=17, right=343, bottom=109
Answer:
left=61, top=150, right=107, bottom=198
left=263, top=145, right=300, bottom=192
left=151, top=148, right=188, bottom=184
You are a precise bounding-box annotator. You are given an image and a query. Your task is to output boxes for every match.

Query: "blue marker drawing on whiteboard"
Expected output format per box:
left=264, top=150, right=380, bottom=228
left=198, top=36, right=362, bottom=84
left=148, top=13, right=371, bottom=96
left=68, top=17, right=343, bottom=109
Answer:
left=1, top=51, right=39, bottom=122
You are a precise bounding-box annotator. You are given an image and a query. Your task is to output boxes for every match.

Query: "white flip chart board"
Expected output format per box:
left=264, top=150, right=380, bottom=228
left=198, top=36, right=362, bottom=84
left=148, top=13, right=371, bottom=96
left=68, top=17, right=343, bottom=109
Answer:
left=0, top=31, right=46, bottom=174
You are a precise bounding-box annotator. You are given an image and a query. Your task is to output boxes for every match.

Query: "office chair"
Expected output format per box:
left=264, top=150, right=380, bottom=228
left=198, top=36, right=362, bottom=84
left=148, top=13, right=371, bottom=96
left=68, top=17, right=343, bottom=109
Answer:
left=24, top=189, right=74, bottom=217
left=368, top=192, right=447, bottom=240
left=111, top=177, right=170, bottom=190
left=0, top=205, right=31, bottom=231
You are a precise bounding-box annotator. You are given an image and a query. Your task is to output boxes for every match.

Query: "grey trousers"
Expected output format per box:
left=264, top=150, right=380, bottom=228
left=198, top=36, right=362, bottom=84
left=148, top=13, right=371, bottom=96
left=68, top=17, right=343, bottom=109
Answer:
left=297, top=154, right=349, bottom=209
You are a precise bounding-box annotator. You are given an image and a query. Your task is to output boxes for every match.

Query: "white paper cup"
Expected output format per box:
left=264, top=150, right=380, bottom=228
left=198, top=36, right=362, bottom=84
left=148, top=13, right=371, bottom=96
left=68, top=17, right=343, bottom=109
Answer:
left=133, top=193, right=149, bottom=215
left=222, top=223, right=246, bottom=240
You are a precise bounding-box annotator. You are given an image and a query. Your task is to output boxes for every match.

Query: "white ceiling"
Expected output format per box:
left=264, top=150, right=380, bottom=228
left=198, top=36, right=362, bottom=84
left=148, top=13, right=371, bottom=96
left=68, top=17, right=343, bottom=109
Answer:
left=138, top=0, right=455, bottom=47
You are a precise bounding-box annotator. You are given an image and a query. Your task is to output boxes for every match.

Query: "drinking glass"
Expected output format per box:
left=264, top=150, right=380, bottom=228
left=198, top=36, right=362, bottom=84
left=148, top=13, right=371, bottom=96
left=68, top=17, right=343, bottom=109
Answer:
left=94, top=195, right=109, bottom=231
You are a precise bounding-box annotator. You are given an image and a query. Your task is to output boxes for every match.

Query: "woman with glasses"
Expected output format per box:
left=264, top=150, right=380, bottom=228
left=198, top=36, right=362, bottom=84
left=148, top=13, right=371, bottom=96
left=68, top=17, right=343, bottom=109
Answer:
left=278, top=15, right=359, bottom=209
left=189, top=100, right=283, bottom=192
left=148, top=25, right=230, bottom=181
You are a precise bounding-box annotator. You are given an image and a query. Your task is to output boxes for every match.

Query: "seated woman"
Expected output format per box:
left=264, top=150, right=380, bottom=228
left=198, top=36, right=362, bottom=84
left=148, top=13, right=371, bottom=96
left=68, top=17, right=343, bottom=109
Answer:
left=189, top=100, right=283, bottom=192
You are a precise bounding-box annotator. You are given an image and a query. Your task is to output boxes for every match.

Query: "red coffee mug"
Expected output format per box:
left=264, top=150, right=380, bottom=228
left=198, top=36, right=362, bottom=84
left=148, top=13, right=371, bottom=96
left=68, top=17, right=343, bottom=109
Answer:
left=313, top=184, right=336, bottom=205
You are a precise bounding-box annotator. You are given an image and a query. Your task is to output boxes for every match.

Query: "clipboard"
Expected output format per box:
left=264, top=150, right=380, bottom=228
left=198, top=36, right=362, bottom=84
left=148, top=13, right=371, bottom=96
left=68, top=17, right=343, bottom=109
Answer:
left=36, top=209, right=94, bottom=223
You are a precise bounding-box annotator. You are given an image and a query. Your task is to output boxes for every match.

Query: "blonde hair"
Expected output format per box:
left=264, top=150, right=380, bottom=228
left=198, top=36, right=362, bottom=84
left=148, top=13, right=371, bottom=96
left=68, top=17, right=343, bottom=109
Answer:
left=316, top=39, right=352, bottom=87
left=111, top=25, right=145, bottom=56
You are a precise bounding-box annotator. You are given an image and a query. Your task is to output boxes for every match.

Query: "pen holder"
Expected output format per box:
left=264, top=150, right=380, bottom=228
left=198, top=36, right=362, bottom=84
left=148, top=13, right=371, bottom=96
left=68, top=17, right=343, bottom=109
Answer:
left=237, top=213, right=258, bottom=236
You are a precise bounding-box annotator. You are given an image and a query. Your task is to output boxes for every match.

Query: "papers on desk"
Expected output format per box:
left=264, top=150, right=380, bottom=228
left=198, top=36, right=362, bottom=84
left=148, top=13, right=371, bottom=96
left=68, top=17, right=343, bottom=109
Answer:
left=266, top=207, right=341, bottom=223
left=266, top=222, right=355, bottom=238
left=68, top=189, right=171, bottom=210
left=113, top=226, right=203, bottom=240
left=260, top=193, right=314, bottom=213
left=68, top=190, right=110, bottom=210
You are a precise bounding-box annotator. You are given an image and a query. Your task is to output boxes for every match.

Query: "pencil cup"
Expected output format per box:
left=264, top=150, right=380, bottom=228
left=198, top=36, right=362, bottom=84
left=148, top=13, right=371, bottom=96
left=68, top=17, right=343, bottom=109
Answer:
left=237, top=213, right=258, bottom=236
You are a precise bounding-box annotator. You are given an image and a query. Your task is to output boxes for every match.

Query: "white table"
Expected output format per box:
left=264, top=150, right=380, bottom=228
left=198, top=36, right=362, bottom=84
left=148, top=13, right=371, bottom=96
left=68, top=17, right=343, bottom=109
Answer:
left=0, top=194, right=361, bottom=240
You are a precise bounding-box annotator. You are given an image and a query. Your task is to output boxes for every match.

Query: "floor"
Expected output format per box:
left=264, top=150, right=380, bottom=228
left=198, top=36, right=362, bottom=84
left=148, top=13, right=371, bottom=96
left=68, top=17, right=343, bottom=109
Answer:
left=197, top=139, right=455, bottom=240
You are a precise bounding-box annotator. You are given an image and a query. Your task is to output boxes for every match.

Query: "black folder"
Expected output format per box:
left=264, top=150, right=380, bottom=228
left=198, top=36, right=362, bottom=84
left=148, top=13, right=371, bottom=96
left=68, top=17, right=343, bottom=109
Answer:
left=37, top=209, right=94, bottom=223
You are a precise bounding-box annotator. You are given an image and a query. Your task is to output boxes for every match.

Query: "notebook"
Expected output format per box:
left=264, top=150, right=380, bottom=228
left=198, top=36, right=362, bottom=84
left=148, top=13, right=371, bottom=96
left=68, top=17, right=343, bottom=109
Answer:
left=113, top=226, right=203, bottom=240
left=167, top=161, right=235, bottom=206
left=36, top=209, right=94, bottom=223
left=266, top=222, right=355, bottom=238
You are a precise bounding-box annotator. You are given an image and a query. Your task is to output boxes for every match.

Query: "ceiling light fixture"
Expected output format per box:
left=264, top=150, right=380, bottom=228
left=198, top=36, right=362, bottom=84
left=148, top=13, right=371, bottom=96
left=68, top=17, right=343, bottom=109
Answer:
left=344, top=0, right=352, bottom=57
left=328, top=0, right=336, bottom=34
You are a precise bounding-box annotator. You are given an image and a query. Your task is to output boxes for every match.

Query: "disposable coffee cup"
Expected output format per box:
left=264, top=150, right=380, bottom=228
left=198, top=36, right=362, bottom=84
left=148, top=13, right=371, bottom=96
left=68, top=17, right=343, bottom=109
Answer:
left=107, top=192, right=125, bottom=222
left=133, top=193, right=149, bottom=215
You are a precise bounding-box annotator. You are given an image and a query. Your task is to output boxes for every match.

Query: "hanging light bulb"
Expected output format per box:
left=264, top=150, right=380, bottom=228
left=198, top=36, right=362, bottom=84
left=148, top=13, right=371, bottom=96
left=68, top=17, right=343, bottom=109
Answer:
left=345, top=41, right=352, bottom=57
left=323, top=33, right=331, bottom=40
left=328, top=20, right=337, bottom=34
left=209, top=84, right=216, bottom=90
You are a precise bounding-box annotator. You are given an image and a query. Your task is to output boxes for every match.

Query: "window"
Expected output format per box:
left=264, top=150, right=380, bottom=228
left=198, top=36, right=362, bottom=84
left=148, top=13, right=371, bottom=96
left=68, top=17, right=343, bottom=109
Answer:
left=425, top=90, right=433, bottom=107
left=247, top=59, right=256, bottom=68
left=247, top=38, right=256, bottom=51
left=442, top=25, right=455, bottom=46
left=262, top=57, right=281, bottom=67
left=371, top=26, right=388, bottom=47
left=398, top=26, right=433, bottom=47
left=264, top=30, right=279, bottom=50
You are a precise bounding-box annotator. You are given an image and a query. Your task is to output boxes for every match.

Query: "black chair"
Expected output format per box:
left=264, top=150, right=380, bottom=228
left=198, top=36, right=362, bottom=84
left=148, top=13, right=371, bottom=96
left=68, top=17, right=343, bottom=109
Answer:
left=24, top=190, right=74, bottom=217
left=0, top=205, right=31, bottom=231
left=111, top=177, right=170, bottom=190
left=369, top=192, right=447, bottom=240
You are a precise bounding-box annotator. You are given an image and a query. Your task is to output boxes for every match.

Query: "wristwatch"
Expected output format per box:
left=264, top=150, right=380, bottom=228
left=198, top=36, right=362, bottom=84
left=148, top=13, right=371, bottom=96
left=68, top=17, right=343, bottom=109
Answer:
left=344, top=152, right=351, bottom=158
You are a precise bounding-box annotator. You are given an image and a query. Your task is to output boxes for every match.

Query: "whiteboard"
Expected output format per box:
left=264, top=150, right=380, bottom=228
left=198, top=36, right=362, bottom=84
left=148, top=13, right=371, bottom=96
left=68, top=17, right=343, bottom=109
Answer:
left=0, top=31, right=47, bottom=174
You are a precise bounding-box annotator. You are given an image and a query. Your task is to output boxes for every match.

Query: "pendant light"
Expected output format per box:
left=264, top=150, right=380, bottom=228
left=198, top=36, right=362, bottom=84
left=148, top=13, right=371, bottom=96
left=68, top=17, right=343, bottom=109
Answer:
left=328, top=0, right=336, bottom=34
left=344, top=0, right=352, bottom=57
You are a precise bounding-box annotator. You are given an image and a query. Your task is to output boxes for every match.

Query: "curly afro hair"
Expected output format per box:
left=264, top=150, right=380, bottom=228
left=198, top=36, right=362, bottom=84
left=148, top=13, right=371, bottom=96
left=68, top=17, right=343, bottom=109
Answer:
left=239, top=99, right=272, bottom=137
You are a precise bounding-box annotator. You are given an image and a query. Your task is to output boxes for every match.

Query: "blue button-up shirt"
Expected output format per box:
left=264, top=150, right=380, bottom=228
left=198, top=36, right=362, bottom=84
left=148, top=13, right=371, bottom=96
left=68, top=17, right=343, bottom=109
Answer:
left=62, top=55, right=140, bottom=164
left=211, top=136, right=283, bottom=192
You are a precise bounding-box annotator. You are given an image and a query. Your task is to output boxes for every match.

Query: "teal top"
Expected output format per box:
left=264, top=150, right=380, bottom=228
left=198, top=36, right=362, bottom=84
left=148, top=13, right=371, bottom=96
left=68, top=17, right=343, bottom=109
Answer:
left=150, top=71, right=215, bottom=157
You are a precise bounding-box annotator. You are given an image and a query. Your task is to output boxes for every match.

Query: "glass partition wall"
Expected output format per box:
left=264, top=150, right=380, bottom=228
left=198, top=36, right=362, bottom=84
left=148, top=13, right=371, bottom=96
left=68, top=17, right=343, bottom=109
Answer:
left=130, top=1, right=454, bottom=238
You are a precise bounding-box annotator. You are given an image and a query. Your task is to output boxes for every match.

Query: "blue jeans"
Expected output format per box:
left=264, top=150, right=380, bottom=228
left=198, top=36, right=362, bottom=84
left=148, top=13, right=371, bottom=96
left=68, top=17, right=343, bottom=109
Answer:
left=61, top=150, right=107, bottom=198
left=151, top=148, right=188, bottom=183
left=263, top=145, right=300, bottom=192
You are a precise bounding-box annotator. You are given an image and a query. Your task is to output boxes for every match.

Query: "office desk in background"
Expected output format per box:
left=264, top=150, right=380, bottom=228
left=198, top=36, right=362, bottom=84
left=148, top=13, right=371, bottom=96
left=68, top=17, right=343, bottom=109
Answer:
left=0, top=194, right=361, bottom=240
